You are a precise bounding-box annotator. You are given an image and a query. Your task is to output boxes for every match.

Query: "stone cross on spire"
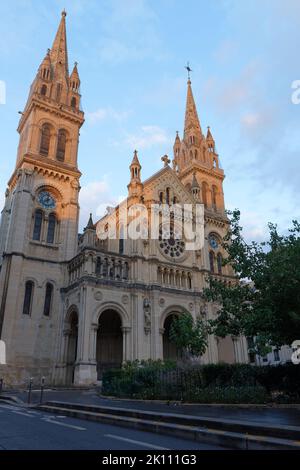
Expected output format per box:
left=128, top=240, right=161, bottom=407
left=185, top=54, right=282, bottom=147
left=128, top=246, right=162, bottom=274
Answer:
left=161, top=155, right=171, bottom=167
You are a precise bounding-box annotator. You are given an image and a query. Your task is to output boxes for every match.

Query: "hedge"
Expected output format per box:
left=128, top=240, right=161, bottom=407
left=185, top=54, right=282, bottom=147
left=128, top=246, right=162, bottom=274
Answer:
left=102, top=361, right=300, bottom=403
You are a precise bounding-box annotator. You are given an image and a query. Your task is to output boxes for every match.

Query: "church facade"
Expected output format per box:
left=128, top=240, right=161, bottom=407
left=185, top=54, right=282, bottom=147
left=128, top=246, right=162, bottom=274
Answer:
left=0, top=13, right=248, bottom=387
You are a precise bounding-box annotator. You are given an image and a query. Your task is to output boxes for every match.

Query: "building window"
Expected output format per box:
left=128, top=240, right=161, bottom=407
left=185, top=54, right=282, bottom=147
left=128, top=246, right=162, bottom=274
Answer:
left=43, top=283, right=53, bottom=317
left=41, top=84, right=47, bottom=96
left=33, top=209, right=43, bottom=241
left=273, top=348, right=280, bottom=362
left=119, top=226, right=124, bottom=254
left=47, top=213, right=56, bottom=244
left=95, top=257, right=101, bottom=275
left=202, top=182, right=208, bottom=207
left=159, top=192, right=163, bottom=203
left=23, top=281, right=34, bottom=315
left=212, top=186, right=217, bottom=208
left=56, top=129, right=67, bottom=162
left=209, top=251, right=215, bottom=273
left=166, top=187, right=170, bottom=205
left=40, top=124, right=51, bottom=156
left=56, top=83, right=62, bottom=102
left=71, top=97, right=77, bottom=108
left=217, top=253, right=223, bottom=274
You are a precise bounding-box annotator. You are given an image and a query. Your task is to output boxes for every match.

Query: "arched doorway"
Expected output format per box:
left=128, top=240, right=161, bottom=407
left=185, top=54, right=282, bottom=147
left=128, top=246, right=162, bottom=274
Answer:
left=163, top=314, right=180, bottom=361
left=96, top=309, right=123, bottom=379
left=66, top=310, right=78, bottom=384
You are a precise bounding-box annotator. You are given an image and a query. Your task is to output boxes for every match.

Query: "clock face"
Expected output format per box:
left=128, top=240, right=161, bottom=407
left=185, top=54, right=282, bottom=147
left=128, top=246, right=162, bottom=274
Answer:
left=209, top=235, right=219, bottom=249
left=159, top=225, right=185, bottom=258
left=38, top=191, right=56, bottom=210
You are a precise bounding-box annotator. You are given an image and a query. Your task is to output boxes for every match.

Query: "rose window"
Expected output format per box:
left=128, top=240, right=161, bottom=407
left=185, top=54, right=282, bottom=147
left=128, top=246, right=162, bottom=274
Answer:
left=159, top=226, right=185, bottom=258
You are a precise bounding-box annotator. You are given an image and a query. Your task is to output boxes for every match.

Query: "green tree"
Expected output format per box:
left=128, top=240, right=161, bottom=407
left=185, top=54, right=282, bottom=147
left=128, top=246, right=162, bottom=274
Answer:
left=169, top=311, right=208, bottom=358
left=203, top=210, right=300, bottom=354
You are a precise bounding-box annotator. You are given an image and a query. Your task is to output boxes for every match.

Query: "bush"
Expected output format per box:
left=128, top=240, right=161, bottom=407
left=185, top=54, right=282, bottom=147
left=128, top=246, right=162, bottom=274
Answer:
left=102, top=361, right=300, bottom=403
left=191, top=385, right=268, bottom=404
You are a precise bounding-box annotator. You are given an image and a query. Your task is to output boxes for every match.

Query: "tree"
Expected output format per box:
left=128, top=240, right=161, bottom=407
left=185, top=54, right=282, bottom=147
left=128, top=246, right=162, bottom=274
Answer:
left=169, top=311, right=208, bottom=359
left=203, top=210, right=300, bottom=354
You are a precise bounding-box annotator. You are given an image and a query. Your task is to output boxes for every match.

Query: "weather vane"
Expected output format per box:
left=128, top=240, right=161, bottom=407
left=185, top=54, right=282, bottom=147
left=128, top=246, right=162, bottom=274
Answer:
left=185, top=62, right=192, bottom=80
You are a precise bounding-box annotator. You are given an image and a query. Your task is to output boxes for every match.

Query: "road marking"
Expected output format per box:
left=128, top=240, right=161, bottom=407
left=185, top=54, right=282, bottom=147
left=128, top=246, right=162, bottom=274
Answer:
left=12, top=410, right=35, bottom=418
left=105, top=434, right=170, bottom=450
left=43, top=419, right=86, bottom=431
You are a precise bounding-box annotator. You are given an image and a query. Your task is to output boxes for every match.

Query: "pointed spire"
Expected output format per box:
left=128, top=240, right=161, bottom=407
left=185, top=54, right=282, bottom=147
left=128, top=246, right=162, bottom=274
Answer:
left=39, top=49, right=51, bottom=70
left=70, top=62, right=80, bottom=93
left=191, top=172, right=200, bottom=189
left=70, top=62, right=80, bottom=81
left=206, top=126, right=214, bottom=142
left=50, top=10, right=69, bottom=77
left=130, top=149, right=141, bottom=168
left=184, top=79, right=202, bottom=143
left=84, top=213, right=94, bottom=231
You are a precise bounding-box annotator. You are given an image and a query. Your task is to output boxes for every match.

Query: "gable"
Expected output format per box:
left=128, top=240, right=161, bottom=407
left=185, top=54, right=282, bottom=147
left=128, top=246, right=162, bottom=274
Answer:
left=143, top=166, right=195, bottom=205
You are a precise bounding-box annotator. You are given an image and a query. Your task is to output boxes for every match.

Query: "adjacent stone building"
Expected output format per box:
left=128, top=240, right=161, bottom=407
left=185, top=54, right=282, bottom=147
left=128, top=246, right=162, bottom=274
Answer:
left=0, top=12, right=248, bottom=387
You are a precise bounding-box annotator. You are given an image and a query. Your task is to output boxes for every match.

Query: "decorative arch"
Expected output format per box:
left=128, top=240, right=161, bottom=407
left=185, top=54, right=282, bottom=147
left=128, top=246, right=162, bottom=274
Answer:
left=160, top=305, right=186, bottom=330
left=64, top=304, right=80, bottom=328
left=56, top=128, right=69, bottom=162
left=92, top=301, right=130, bottom=328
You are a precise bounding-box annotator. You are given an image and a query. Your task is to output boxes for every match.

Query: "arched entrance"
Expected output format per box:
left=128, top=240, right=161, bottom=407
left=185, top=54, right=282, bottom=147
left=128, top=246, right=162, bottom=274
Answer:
left=163, top=314, right=180, bottom=361
left=66, top=310, right=78, bottom=384
left=96, top=309, right=123, bottom=379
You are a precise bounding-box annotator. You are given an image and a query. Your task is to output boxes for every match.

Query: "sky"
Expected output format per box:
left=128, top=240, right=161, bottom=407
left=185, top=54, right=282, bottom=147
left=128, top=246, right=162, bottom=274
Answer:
left=0, top=0, right=299, bottom=240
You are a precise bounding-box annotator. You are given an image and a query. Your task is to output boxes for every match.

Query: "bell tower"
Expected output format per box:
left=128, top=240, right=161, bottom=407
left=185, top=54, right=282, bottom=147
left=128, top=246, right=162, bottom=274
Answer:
left=0, top=12, right=84, bottom=384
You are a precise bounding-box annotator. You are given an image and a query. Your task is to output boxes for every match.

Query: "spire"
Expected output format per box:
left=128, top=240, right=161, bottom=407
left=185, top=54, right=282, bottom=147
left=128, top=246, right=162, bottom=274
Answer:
left=39, top=49, right=51, bottom=72
left=85, top=213, right=94, bottom=230
left=206, top=126, right=215, bottom=153
left=128, top=150, right=143, bottom=198
left=191, top=172, right=200, bottom=189
left=184, top=79, right=202, bottom=143
left=191, top=172, right=201, bottom=200
left=70, top=62, right=80, bottom=93
left=50, top=10, right=69, bottom=78
left=130, top=149, right=141, bottom=168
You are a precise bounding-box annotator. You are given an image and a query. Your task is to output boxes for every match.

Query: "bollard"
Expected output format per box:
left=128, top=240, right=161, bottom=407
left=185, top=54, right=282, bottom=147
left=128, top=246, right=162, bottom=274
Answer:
left=40, top=376, right=45, bottom=404
left=0, top=378, right=3, bottom=393
left=27, top=377, right=33, bottom=404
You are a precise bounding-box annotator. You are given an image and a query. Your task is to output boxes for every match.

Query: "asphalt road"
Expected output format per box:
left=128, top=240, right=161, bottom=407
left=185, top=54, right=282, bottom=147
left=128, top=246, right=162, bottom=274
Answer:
left=0, top=402, right=224, bottom=450
left=7, top=388, right=300, bottom=426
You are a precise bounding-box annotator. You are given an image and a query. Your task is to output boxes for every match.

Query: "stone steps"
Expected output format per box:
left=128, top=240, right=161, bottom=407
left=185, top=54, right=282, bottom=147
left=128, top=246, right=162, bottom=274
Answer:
left=36, top=401, right=300, bottom=450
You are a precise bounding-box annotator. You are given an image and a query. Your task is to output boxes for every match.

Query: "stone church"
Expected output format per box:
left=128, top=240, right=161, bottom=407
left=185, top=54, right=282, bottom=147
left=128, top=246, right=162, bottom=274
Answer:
left=0, top=12, right=248, bottom=387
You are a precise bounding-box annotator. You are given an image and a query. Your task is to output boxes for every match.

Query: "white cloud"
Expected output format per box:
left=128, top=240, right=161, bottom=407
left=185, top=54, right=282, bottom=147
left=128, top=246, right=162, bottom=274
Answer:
left=79, top=178, right=126, bottom=229
left=87, top=107, right=131, bottom=124
left=124, top=125, right=170, bottom=150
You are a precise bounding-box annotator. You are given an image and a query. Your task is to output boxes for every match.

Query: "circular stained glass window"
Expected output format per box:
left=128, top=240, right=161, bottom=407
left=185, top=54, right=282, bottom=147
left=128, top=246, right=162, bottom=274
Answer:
left=159, top=225, right=185, bottom=258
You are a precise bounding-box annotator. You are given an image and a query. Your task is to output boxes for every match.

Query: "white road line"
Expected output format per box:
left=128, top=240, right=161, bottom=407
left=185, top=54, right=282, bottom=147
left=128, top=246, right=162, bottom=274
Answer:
left=43, top=419, right=86, bottom=431
left=12, top=410, right=35, bottom=418
left=105, top=434, right=170, bottom=450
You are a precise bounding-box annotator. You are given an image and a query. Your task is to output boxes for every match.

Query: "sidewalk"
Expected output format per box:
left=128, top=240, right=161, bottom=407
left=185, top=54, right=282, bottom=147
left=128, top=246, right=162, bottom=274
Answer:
left=2, top=388, right=300, bottom=427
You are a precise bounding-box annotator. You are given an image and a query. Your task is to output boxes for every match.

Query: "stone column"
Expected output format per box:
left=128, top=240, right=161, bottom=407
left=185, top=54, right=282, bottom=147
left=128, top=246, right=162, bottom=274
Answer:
left=121, top=326, right=131, bottom=362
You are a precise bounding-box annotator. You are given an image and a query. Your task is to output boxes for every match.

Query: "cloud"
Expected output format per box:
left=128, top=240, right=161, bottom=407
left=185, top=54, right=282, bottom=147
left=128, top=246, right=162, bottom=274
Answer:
left=86, top=107, right=131, bottom=124
left=96, top=0, right=167, bottom=64
left=79, top=178, right=126, bottom=229
left=123, top=125, right=170, bottom=150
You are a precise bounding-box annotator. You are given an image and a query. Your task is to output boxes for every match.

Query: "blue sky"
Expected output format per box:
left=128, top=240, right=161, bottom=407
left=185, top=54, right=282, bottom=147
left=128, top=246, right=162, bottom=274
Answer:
left=0, top=0, right=299, bottom=238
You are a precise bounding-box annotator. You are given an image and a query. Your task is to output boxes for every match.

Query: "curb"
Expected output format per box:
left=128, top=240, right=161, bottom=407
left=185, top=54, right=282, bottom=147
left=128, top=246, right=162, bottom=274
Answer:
left=36, top=402, right=300, bottom=450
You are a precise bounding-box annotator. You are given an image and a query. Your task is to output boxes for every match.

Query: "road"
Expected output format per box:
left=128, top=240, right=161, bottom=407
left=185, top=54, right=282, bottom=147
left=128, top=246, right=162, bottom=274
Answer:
left=7, top=388, right=300, bottom=426
left=0, top=402, right=224, bottom=450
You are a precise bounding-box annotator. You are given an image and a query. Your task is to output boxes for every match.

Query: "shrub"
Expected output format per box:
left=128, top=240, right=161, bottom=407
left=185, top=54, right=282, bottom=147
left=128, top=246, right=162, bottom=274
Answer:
left=102, top=361, right=300, bottom=403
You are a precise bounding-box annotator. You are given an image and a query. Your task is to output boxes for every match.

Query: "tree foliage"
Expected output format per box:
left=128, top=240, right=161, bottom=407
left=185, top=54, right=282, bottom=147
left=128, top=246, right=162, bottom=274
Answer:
left=203, top=210, right=300, bottom=354
left=169, top=311, right=208, bottom=358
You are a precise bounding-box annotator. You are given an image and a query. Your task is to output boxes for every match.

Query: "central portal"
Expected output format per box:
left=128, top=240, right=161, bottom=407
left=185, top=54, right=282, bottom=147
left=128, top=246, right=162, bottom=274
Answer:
left=96, top=309, right=123, bottom=379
